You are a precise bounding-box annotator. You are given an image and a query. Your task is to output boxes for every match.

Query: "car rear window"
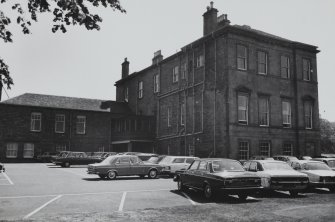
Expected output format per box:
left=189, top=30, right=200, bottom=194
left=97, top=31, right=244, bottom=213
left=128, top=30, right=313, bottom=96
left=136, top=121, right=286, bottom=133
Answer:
left=173, top=158, right=185, bottom=163
left=327, top=160, right=335, bottom=168
left=186, top=158, right=195, bottom=164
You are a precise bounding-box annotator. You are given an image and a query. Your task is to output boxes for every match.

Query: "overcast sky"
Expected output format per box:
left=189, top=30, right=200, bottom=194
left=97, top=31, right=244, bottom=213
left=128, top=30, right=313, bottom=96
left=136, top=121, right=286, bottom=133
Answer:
left=1, top=0, right=335, bottom=121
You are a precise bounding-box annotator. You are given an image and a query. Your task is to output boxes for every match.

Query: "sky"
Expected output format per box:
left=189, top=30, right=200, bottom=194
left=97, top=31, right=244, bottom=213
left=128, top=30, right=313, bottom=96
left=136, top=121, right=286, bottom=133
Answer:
left=1, top=0, right=335, bottom=121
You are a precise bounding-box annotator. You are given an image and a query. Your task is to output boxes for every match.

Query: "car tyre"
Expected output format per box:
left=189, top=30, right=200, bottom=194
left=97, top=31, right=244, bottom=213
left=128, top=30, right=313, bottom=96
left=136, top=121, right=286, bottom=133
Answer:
left=177, top=179, right=186, bottom=191
left=107, top=171, right=117, bottom=180
left=289, top=191, right=298, bottom=197
left=98, top=174, right=106, bottom=179
left=204, top=183, right=213, bottom=200
left=64, top=162, right=70, bottom=168
left=148, top=169, right=158, bottom=179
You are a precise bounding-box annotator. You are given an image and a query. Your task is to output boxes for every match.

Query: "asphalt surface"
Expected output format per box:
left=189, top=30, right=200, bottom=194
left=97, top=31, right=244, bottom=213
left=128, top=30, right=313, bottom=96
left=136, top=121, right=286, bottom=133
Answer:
left=0, top=163, right=335, bottom=221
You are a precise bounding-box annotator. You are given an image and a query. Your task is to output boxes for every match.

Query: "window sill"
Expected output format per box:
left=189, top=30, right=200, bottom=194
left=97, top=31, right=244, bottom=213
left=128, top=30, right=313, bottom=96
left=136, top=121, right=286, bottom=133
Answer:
left=30, top=130, right=41, bottom=132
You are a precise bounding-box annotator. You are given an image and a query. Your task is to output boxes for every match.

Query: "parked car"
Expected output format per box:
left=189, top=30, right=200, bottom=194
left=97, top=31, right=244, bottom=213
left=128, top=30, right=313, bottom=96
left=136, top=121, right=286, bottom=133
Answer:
left=311, top=158, right=335, bottom=171
left=250, top=156, right=274, bottom=160
left=159, top=156, right=199, bottom=177
left=0, top=162, right=4, bottom=172
left=87, top=155, right=163, bottom=179
left=135, top=153, right=159, bottom=161
left=174, top=158, right=262, bottom=200
left=36, top=152, right=59, bottom=162
left=272, top=155, right=299, bottom=164
left=53, top=152, right=102, bottom=167
left=299, top=156, right=312, bottom=160
left=290, top=160, right=335, bottom=192
left=244, top=160, right=309, bottom=196
left=317, top=153, right=335, bottom=158
left=146, top=155, right=166, bottom=164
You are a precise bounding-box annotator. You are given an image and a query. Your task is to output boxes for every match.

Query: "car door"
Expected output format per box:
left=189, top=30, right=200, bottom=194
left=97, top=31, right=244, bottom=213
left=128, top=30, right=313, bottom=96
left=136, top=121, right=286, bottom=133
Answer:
left=171, top=158, right=186, bottom=173
left=115, top=156, right=131, bottom=176
left=193, top=161, right=208, bottom=189
left=130, top=156, right=146, bottom=175
left=183, top=160, right=200, bottom=187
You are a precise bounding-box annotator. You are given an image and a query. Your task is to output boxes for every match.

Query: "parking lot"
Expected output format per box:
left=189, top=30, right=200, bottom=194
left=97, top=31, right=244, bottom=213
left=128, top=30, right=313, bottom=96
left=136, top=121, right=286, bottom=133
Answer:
left=1, top=164, right=335, bottom=221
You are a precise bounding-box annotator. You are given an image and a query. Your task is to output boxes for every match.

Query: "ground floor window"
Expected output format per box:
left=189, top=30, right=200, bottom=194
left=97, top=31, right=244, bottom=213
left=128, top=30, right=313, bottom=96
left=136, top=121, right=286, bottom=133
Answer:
left=23, top=143, right=34, bottom=158
left=283, top=143, right=293, bottom=156
left=56, top=144, right=67, bottom=152
left=259, top=141, right=271, bottom=157
left=239, top=141, right=249, bottom=160
left=98, top=146, right=105, bottom=152
left=6, top=143, right=18, bottom=158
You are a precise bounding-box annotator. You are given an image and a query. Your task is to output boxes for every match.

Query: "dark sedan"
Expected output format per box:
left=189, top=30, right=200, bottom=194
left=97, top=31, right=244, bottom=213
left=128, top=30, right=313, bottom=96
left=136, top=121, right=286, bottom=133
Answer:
left=87, top=155, right=163, bottom=180
left=174, top=158, right=262, bottom=200
left=53, top=152, right=102, bottom=167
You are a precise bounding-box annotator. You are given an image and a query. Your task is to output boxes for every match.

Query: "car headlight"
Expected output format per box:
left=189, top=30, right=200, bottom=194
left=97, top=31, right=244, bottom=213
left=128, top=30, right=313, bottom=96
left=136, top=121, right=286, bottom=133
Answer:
left=261, top=177, right=271, bottom=187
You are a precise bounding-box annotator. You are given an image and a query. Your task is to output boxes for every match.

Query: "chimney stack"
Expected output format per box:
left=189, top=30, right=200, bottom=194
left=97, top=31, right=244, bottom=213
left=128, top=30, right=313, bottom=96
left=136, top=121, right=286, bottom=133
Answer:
left=203, top=1, right=218, bottom=36
left=152, top=50, right=163, bottom=65
left=217, top=14, right=230, bottom=27
left=121, top=58, right=129, bottom=79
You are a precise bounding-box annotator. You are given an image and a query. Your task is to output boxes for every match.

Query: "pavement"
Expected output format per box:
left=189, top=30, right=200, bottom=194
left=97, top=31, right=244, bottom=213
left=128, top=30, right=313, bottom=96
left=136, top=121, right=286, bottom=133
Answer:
left=0, top=163, right=335, bottom=221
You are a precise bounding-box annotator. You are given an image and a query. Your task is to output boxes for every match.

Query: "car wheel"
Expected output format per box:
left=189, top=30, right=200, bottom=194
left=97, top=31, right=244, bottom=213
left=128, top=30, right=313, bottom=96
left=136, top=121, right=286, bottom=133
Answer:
left=148, top=169, right=158, bottom=179
left=238, top=194, right=247, bottom=200
left=177, top=179, right=186, bottom=191
left=289, top=191, right=298, bottom=197
left=64, top=162, right=70, bottom=168
left=107, top=171, right=117, bottom=180
left=98, top=174, right=106, bottom=179
left=204, top=183, right=213, bottom=200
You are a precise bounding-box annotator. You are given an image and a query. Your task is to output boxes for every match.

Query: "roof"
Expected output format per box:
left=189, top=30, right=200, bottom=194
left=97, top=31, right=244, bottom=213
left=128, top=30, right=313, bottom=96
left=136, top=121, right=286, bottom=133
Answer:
left=1, top=93, right=113, bottom=113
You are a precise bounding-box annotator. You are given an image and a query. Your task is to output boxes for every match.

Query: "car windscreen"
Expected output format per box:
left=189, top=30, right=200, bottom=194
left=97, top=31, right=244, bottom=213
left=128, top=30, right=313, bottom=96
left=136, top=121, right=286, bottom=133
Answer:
left=305, top=162, right=331, bottom=170
left=262, top=162, right=294, bottom=171
left=159, top=156, right=172, bottom=164
left=100, top=156, right=117, bottom=165
left=212, top=160, right=244, bottom=172
left=147, top=157, right=159, bottom=163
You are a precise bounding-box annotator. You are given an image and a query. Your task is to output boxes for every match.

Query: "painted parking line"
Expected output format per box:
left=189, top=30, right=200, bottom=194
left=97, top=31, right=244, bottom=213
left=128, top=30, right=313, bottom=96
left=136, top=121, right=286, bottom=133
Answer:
left=23, top=195, right=62, bottom=219
left=118, top=192, right=127, bottom=212
left=0, top=172, right=14, bottom=185
left=182, top=191, right=198, bottom=205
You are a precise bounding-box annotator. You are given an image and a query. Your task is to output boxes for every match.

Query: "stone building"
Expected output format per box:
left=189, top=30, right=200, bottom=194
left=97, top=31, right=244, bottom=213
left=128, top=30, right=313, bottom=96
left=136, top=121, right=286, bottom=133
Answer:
left=114, top=3, right=321, bottom=159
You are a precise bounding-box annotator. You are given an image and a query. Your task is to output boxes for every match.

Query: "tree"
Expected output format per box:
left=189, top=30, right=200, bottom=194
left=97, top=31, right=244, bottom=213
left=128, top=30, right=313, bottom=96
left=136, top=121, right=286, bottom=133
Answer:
left=0, top=0, right=126, bottom=100
left=320, top=118, right=335, bottom=153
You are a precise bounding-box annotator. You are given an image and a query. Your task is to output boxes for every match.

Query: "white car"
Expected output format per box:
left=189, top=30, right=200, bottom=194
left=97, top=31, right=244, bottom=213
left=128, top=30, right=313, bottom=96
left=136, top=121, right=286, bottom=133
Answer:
left=291, top=160, right=335, bottom=192
left=159, top=156, right=199, bottom=176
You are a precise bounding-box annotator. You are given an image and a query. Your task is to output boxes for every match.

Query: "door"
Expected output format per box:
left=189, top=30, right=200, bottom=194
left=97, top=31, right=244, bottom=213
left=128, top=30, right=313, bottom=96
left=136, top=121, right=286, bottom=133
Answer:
left=170, top=158, right=186, bottom=173
left=115, top=156, right=131, bottom=176
left=183, top=160, right=200, bottom=188
left=193, top=161, right=208, bottom=189
left=130, top=156, right=146, bottom=175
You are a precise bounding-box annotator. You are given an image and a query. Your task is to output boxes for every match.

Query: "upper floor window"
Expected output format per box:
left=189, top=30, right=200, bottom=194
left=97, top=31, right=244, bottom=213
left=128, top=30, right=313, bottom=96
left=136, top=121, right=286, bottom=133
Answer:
left=167, top=107, right=171, bottom=127
left=180, top=103, right=185, bottom=126
left=239, top=141, right=249, bottom=160
left=282, top=101, right=292, bottom=128
left=153, top=74, right=159, bottom=93
left=6, top=143, right=18, bottom=158
left=238, top=94, right=248, bottom=125
left=31, top=112, right=42, bottom=132
left=304, top=101, right=313, bottom=129
left=281, top=56, right=290, bottom=79
left=181, top=63, right=187, bottom=79
left=283, top=143, right=293, bottom=156
left=124, top=87, right=128, bottom=102
left=196, top=54, right=204, bottom=68
left=303, top=59, right=311, bottom=81
left=23, top=143, right=34, bottom=158
left=55, top=114, right=65, bottom=133
left=259, top=97, right=269, bottom=126
left=172, top=66, right=179, bottom=83
left=76, top=116, right=86, bottom=134
left=257, top=51, right=267, bottom=75
left=259, top=141, right=271, bottom=157
left=237, top=45, right=247, bottom=70
left=138, top=81, right=143, bottom=99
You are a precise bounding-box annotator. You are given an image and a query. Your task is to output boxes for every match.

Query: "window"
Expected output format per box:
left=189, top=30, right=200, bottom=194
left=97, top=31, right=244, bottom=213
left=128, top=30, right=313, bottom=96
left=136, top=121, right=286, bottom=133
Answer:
left=124, top=87, right=128, bottom=102
left=257, top=51, right=267, bottom=74
left=180, top=103, right=185, bottom=125
left=23, top=143, right=34, bottom=158
left=31, top=112, right=42, bottom=132
left=259, top=97, right=269, bottom=126
left=172, top=66, right=179, bottom=83
left=167, top=107, right=171, bottom=127
left=239, top=141, right=249, bottom=160
left=181, top=63, right=187, bottom=79
left=153, top=74, right=159, bottom=93
left=283, top=143, right=293, bottom=156
left=304, top=101, right=313, bottom=129
left=196, top=55, right=204, bottom=68
left=237, top=45, right=247, bottom=70
left=76, top=116, right=86, bottom=134
left=56, top=144, right=66, bottom=152
left=173, top=158, right=185, bottom=163
left=138, top=81, right=143, bottom=99
left=281, top=56, right=290, bottom=79
left=55, top=114, right=65, bottom=133
left=117, top=157, right=130, bottom=164
left=259, top=141, right=271, bottom=157
left=198, top=161, right=208, bottom=171
left=238, top=94, right=248, bottom=125
left=6, top=143, right=18, bottom=158
left=282, top=101, right=292, bottom=128
left=303, top=59, right=311, bottom=81
left=189, top=160, right=200, bottom=170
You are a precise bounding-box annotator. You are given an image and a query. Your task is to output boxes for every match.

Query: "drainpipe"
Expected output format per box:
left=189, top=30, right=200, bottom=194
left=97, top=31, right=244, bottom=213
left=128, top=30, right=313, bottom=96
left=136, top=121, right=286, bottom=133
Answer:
left=293, top=45, right=300, bottom=156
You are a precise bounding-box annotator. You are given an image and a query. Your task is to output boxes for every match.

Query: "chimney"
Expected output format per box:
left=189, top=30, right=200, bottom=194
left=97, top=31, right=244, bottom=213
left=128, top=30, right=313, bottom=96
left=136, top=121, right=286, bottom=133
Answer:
left=121, top=58, right=129, bottom=79
left=152, top=50, right=163, bottom=65
left=217, top=14, right=230, bottom=27
left=203, top=1, right=218, bottom=36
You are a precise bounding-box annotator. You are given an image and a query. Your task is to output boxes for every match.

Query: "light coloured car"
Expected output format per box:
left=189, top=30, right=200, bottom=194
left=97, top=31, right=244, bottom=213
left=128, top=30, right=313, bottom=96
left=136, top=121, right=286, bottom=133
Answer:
left=272, top=155, right=299, bottom=164
left=159, top=156, right=199, bottom=176
left=244, top=160, right=309, bottom=196
left=311, top=158, right=335, bottom=171
left=291, top=160, right=335, bottom=192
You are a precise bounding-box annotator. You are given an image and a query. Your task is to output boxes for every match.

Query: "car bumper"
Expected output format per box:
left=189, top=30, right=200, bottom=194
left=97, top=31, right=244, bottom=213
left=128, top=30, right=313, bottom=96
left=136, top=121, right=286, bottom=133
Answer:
left=309, top=181, right=335, bottom=188
left=268, top=183, right=308, bottom=191
left=218, top=186, right=263, bottom=195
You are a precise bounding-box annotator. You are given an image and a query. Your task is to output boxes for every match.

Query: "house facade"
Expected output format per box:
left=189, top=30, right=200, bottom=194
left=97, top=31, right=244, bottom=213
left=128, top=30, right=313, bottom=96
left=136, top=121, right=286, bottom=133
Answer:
left=114, top=4, right=321, bottom=159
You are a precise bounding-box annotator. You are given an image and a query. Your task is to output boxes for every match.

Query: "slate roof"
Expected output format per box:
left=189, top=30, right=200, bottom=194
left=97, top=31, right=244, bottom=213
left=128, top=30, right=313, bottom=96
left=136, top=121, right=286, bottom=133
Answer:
left=0, top=93, right=116, bottom=113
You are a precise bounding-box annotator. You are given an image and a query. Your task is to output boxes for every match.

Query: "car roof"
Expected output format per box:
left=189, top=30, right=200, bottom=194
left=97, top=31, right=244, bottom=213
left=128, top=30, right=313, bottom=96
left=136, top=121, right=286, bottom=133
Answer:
left=312, top=158, right=335, bottom=161
left=199, top=158, right=240, bottom=161
left=247, top=160, right=288, bottom=164
left=291, top=160, right=322, bottom=164
left=164, top=156, right=198, bottom=159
